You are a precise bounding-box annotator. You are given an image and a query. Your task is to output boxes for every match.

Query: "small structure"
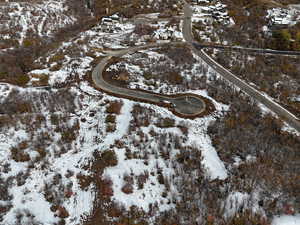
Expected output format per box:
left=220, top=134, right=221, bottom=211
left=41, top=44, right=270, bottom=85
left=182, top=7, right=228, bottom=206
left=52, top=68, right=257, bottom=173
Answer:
left=192, top=0, right=210, bottom=4
left=110, top=13, right=122, bottom=23
left=267, top=7, right=300, bottom=30
left=101, top=13, right=123, bottom=32
left=101, top=14, right=121, bottom=25
left=215, top=3, right=226, bottom=11
left=102, top=17, right=113, bottom=24
left=201, top=6, right=213, bottom=13
left=268, top=16, right=291, bottom=30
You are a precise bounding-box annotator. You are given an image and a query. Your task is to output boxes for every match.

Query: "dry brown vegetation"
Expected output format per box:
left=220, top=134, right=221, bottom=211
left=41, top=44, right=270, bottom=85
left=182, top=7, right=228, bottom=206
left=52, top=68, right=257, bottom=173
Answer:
left=79, top=149, right=121, bottom=225
left=31, top=73, right=49, bottom=86
left=110, top=46, right=207, bottom=93
left=1, top=0, right=299, bottom=224
left=82, top=72, right=299, bottom=224
left=217, top=0, right=300, bottom=51
left=106, top=101, right=123, bottom=115
left=92, top=0, right=179, bottom=18
left=212, top=50, right=300, bottom=117
left=208, top=98, right=300, bottom=219
left=0, top=109, right=80, bottom=224
left=203, top=0, right=300, bottom=118
left=133, top=24, right=156, bottom=36
left=0, top=88, right=77, bottom=115
left=0, top=0, right=98, bottom=86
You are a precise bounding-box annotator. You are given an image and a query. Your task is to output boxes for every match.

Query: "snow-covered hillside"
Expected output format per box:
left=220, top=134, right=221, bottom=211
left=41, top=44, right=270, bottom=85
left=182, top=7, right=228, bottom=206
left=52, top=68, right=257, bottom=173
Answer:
left=0, top=13, right=229, bottom=223
left=0, top=0, right=299, bottom=225
left=0, top=0, right=89, bottom=50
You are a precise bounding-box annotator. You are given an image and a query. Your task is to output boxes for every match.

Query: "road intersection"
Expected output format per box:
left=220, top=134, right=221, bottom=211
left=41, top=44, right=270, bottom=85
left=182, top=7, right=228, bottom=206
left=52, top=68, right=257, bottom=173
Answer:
left=92, top=2, right=300, bottom=132
left=182, top=2, right=300, bottom=132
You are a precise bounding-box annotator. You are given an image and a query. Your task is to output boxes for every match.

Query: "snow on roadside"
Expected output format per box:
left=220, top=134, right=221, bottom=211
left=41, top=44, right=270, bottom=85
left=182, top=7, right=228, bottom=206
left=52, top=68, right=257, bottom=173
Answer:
left=256, top=93, right=300, bottom=137
left=103, top=87, right=229, bottom=215
left=187, top=90, right=228, bottom=180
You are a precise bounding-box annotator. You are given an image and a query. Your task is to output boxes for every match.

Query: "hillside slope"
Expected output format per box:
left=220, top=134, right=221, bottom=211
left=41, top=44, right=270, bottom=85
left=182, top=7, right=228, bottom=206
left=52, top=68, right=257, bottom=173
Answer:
left=0, top=0, right=299, bottom=225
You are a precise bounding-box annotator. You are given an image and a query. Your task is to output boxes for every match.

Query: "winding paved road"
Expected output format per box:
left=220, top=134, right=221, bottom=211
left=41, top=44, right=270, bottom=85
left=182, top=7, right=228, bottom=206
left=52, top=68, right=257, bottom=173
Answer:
left=183, top=2, right=300, bottom=132
left=91, top=2, right=300, bottom=129
left=92, top=42, right=207, bottom=117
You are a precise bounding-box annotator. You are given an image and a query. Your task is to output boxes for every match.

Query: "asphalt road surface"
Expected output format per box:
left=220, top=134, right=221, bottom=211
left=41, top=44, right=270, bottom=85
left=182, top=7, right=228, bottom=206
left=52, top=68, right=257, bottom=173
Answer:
left=92, top=42, right=206, bottom=117
left=182, top=2, right=300, bottom=132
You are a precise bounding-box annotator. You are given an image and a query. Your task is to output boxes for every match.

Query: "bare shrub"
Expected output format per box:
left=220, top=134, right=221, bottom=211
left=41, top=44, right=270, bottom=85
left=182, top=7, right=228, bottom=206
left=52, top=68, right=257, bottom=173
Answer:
left=165, top=47, right=196, bottom=65
left=106, top=101, right=123, bottom=114
left=166, top=71, right=183, bottom=85
left=105, top=114, right=116, bottom=123
left=121, top=183, right=133, bottom=194
left=137, top=171, right=149, bottom=190
left=100, top=178, right=114, bottom=197
left=133, top=24, right=156, bottom=36
left=100, top=150, right=118, bottom=167
left=11, top=147, right=30, bottom=162
left=156, top=117, right=175, bottom=128
left=208, top=95, right=300, bottom=218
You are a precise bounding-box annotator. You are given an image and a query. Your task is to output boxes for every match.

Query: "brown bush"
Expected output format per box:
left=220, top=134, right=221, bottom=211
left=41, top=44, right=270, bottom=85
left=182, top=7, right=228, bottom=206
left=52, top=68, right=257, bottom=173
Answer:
left=77, top=174, right=93, bottom=191
left=156, top=118, right=175, bottom=128
left=177, top=125, right=189, bottom=136
left=60, top=122, right=79, bottom=143
left=49, top=63, right=62, bottom=72
left=121, top=183, right=133, bottom=194
left=35, top=148, right=46, bottom=160
left=130, top=104, right=152, bottom=128
left=11, top=147, right=30, bottom=162
left=166, top=47, right=196, bottom=65
left=56, top=206, right=69, bottom=218
left=101, top=150, right=118, bottom=167
left=137, top=172, right=149, bottom=189
left=133, top=24, right=156, bottom=36
left=224, top=210, right=270, bottom=225
left=167, top=71, right=183, bottom=85
left=105, top=114, right=116, bottom=123
left=106, top=123, right=116, bottom=132
left=100, top=178, right=114, bottom=197
left=23, top=38, right=40, bottom=48
left=48, top=53, right=65, bottom=64
left=106, top=101, right=123, bottom=114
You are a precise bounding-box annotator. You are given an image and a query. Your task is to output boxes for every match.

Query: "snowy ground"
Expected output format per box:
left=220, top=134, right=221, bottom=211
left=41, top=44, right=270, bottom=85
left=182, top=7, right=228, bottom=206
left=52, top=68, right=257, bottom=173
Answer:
left=0, top=10, right=230, bottom=224
left=0, top=0, right=77, bottom=49
left=0, top=1, right=298, bottom=224
left=272, top=214, right=300, bottom=225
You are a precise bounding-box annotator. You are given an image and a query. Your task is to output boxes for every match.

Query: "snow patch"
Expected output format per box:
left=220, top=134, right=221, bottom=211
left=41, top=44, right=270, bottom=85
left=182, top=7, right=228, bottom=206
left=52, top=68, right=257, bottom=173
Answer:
left=272, top=214, right=300, bottom=225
